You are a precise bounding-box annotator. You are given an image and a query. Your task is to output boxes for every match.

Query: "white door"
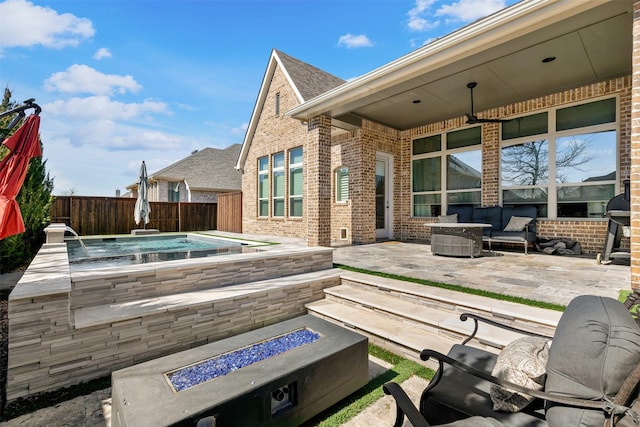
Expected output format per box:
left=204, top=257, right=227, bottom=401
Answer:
left=376, top=153, right=393, bottom=239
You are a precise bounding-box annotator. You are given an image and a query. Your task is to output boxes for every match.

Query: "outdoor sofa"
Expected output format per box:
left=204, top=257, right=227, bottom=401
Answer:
left=444, top=205, right=538, bottom=254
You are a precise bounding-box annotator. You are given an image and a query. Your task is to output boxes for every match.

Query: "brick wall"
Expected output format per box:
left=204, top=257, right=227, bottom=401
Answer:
left=397, top=77, right=632, bottom=253
left=631, top=1, right=640, bottom=289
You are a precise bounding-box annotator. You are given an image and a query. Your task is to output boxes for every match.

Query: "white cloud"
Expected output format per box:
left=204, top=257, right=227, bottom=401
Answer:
left=44, top=96, right=169, bottom=121
left=407, top=0, right=438, bottom=32
left=44, top=64, right=142, bottom=95
left=436, top=0, right=507, bottom=23
left=337, top=33, right=373, bottom=49
left=0, top=0, right=94, bottom=49
left=93, top=48, right=112, bottom=60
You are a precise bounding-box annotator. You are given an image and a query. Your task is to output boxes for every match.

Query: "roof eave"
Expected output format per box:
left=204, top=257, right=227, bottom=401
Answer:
left=286, top=0, right=610, bottom=122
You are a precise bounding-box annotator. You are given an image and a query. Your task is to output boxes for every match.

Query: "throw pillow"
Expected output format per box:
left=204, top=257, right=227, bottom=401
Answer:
left=490, top=336, right=550, bottom=412
left=503, top=216, right=533, bottom=232
left=438, top=213, right=458, bottom=223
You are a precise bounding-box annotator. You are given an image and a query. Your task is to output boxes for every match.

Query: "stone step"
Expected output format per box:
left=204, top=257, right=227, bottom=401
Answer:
left=305, top=298, right=461, bottom=369
left=338, top=271, right=561, bottom=335
left=322, top=284, right=524, bottom=349
left=74, top=269, right=343, bottom=329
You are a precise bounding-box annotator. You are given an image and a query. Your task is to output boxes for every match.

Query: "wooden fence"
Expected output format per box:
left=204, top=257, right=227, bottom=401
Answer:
left=50, top=196, right=217, bottom=236
left=217, top=192, right=242, bottom=233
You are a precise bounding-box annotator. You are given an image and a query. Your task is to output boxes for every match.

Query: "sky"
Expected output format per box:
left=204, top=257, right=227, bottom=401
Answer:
left=0, top=0, right=519, bottom=197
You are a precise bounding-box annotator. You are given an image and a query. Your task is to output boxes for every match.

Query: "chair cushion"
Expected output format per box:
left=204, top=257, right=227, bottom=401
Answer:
left=490, top=336, right=550, bottom=412
left=545, top=295, right=640, bottom=427
left=502, top=206, right=537, bottom=233
left=439, top=213, right=459, bottom=223
left=503, top=216, right=533, bottom=232
left=447, top=206, right=474, bottom=223
left=423, top=344, right=547, bottom=427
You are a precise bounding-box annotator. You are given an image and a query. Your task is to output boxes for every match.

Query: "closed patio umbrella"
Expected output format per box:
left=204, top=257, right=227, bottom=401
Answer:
left=134, top=160, right=151, bottom=228
left=0, top=114, right=41, bottom=240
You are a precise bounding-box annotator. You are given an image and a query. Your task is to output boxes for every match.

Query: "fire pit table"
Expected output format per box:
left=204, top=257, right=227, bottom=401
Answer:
left=426, top=223, right=491, bottom=258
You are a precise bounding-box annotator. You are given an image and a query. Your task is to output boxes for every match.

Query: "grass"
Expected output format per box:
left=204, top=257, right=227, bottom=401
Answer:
left=335, top=263, right=566, bottom=312
left=301, top=344, right=434, bottom=426
left=1, top=344, right=432, bottom=425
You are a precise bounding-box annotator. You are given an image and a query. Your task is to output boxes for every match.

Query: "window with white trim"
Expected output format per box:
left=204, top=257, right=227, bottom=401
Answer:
left=501, top=97, right=617, bottom=218
left=336, top=166, right=349, bottom=202
left=257, top=157, right=269, bottom=217
left=289, top=147, right=303, bottom=217
left=412, top=126, right=482, bottom=217
left=272, top=152, right=285, bottom=217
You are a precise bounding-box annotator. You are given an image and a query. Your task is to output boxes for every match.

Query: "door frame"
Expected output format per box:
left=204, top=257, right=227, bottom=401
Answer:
left=375, top=152, right=394, bottom=240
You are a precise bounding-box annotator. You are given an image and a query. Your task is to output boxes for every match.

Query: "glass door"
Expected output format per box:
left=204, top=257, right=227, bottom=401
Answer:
left=376, top=153, right=393, bottom=239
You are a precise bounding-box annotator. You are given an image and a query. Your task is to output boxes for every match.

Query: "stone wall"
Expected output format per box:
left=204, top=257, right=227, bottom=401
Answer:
left=7, top=244, right=338, bottom=401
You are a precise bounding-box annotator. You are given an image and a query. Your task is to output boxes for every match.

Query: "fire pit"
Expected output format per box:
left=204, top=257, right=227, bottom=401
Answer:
left=111, top=315, right=368, bottom=427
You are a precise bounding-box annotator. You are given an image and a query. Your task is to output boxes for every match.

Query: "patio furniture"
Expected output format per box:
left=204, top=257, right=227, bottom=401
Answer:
left=383, top=294, right=640, bottom=427
left=447, top=205, right=538, bottom=254
left=426, top=223, right=491, bottom=258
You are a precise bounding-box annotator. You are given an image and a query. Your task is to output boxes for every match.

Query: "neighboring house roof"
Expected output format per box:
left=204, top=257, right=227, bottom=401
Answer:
left=287, top=0, right=631, bottom=130
left=128, top=144, right=242, bottom=192
left=236, top=49, right=345, bottom=170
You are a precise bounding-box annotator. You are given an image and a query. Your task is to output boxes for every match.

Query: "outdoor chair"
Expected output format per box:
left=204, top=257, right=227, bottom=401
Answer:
left=383, top=294, right=640, bottom=427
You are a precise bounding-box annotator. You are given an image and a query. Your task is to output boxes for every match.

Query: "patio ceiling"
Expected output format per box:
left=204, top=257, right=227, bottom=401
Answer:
left=288, top=0, right=633, bottom=131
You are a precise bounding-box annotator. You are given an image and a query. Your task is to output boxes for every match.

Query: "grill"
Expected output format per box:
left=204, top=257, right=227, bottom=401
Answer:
left=598, top=180, right=630, bottom=264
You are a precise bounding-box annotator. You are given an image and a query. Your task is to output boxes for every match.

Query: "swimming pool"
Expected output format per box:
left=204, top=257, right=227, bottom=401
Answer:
left=67, top=234, right=257, bottom=271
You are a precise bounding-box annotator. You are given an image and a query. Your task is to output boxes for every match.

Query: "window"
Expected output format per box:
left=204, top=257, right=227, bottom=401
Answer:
left=168, top=181, right=180, bottom=202
left=289, top=147, right=303, bottom=217
left=336, top=167, right=349, bottom=202
left=272, top=152, right=285, bottom=217
left=258, top=157, right=269, bottom=217
left=412, top=127, right=482, bottom=217
left=501, top=97, right=617, bottom=218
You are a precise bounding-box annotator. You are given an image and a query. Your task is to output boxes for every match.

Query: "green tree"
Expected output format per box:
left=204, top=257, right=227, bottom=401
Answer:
left=0, top=88, right=54, bottom=273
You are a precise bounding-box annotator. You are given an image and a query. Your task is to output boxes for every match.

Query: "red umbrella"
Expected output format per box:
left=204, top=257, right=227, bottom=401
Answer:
left=0, top=114, right=42, bottom=239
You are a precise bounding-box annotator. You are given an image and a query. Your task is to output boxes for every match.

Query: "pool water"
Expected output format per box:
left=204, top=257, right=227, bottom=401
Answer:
left=66, top=234, right=256, bottom=271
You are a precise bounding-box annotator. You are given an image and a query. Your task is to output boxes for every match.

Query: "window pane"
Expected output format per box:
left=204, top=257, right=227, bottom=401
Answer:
left=447, top=151, right=481, bottom=190
left=336, top=167, right=349, bottom=202
left=258, top=157, right=268, bottom=171
left=556, top=130, right=616, bottom=184
left=259, top=200, right=269, bottom=217
left=290, top=198, right=302, bottom=217
left=557, top=98, right=616, bottom=131
left=273, top=152, right=285, bottom=168
left=502, top=188, right=548, bottom=217
left=413, top=135, right=441, bottom=155
left=501, top=140, right=549, bottom=186
left=446, top=127, right=481, bottom=150
left=502, top=112, right=548, bottom=140
left=447, top=191, right=481, bottom=206
left=413, top=157, right=441, bottom=192
left=289, top=167, right=302, bottom=196
left=289, top=147, right=303, bottom=164
left=273, top=199, right=284, bottom=217
left=259, top=175, right=269, bottom=198
left=413, top=194, right=441, bottom=217
left=557, top=184, right=615, bottom=218
left=273, top=171, right=284, bottom=197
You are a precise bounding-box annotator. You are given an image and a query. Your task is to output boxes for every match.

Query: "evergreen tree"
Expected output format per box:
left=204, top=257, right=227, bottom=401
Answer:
left=0, top=88, right=54, bottom=273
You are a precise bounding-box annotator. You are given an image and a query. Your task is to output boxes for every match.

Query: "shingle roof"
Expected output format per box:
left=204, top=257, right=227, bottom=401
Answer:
left=274, top=49, right=345, bottom=101
left=150, top=144, right=242, bottom=191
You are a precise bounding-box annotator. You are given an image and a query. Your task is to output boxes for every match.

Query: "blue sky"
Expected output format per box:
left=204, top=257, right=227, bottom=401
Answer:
left=1, top=0, right=518, bottom=196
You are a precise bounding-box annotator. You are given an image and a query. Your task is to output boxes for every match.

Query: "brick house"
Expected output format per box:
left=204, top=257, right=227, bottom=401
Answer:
left=237, top=1, right=640, bottom=285
left=129, top=144, right=241, bottom=202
